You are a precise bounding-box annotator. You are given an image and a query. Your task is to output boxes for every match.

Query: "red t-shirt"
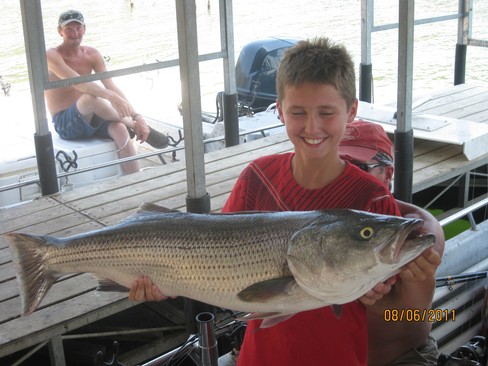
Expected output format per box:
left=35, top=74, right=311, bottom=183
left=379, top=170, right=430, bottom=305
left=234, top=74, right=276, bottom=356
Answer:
left=223, top=153, right=400, bottom=366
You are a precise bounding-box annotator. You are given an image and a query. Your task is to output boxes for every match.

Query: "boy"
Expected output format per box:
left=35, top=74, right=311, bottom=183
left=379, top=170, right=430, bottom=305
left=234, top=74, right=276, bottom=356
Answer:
left=130, top=37, right=439, bottom=365
left=217, top=36, right=399, bottom=365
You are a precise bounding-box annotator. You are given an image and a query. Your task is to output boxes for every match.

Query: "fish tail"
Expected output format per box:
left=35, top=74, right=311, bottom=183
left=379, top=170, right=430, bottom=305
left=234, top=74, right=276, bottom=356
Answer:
left=5, top=232, right=59, bottom=316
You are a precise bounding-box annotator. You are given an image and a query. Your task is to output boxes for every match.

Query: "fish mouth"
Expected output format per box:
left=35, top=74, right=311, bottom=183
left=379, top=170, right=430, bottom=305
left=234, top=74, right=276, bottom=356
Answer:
left=378, top=218, right=433, bottom=263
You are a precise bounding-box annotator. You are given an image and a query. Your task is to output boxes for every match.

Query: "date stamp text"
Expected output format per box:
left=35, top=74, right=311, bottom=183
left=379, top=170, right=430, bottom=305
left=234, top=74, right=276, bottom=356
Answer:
left=383, top=309, right=456, bottom=322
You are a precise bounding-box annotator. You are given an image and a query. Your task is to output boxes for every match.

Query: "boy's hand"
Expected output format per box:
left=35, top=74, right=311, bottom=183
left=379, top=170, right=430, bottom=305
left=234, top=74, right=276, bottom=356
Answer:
left=400, top=248, right=441, bottom=282
left=129, top=275, right=171, bottom=302
left=359, top=276, right=396, bottom=306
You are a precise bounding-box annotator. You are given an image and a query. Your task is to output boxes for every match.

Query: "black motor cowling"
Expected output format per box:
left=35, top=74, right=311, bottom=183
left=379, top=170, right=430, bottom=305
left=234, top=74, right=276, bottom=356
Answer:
left=236, top=37, right=299, bottom=112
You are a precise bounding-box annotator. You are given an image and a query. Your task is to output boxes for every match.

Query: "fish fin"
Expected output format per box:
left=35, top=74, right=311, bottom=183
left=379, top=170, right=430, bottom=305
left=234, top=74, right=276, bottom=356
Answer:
left=331, top=304, right=343, bottom=318
left=237, top=312, right=296, bottom=328
left=237, top=312, right=281, bottom=321
left=5, top=232, right=61, bottom=316
left=114, top=203, right=180, bottom=226
left=94, top=277, right=130, bottom=292
left=260, top=315, right=296, bottom=328
left=237, top=277, right=296, bottom=302
left=217, top=210, right=274, bottom=216
left=137, top=202, right=180, bottom=214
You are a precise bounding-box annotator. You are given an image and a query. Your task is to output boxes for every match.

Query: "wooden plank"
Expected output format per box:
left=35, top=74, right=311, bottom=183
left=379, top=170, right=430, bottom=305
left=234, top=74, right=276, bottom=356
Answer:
left=47, top=335, right=66, bottom=366
left=425, top=83, right=478, bottom=100
left=413, top=144, right=463, bottom=172
left=416, top=86, right=483, bottom=111
left=101, top=138, right=293, bottom=222
left=0, top=197, right=59, bottom=222
left=417, top=89, right=488, bottom=120
left=66, top=134, right=292, bottom=222
left=444, top=100, right=488, bottom=123
left=411, top=84, right=482, bottom=112
left=0, top=261, right=16, bottom=283
left=463, top=109, right=488, bottom=123
left=0, top=278, right=18, bottom=303
left=0, top=291, right=133, bottom=358
left=52, top=133, right=290, bottom=207
left=208, top=179, right=244, bottom=212
left=412, top=139, right=451, bottom=158
left=0, top=274, right=98, bottom=323
left=0, top=247, right=10, bottom=264
left=0, top=204, right=77, bottom=235
left=412, top=153, right=475, bottom=193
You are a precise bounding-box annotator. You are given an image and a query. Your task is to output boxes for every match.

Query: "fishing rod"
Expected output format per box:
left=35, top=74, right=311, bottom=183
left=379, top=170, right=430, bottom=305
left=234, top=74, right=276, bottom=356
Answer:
left=436, top=272, right=488, bottom=288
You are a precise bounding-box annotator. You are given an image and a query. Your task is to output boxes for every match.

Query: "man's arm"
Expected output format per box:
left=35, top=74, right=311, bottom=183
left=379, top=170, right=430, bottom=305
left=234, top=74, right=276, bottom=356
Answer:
left=46, top=47, right=133, bottom=117
left=93, top=51, right=150, bottom=142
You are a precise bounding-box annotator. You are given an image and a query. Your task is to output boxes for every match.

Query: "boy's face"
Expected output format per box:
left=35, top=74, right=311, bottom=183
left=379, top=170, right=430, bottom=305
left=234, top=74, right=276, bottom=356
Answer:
left=277, top=82, right=357, bottom=161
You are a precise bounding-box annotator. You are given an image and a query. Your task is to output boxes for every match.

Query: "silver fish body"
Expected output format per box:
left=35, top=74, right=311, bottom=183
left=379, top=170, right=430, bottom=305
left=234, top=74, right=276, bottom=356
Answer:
left=6, top=207, right=434, bottom=319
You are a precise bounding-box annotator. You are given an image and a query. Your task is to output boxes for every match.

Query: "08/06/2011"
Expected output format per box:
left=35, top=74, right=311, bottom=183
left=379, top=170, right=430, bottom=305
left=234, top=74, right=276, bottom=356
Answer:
left=383, top=308, right=456, bottom=323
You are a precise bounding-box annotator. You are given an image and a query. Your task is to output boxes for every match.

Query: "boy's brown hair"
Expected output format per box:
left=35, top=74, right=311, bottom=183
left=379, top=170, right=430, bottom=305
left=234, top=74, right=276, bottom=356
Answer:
left=276, top=37, right=356, bottom=109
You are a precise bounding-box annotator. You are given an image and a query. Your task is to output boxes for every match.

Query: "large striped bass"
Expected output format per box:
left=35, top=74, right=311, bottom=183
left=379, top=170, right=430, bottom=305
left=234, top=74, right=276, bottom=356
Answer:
left=6, top=205, right=434, bottom=325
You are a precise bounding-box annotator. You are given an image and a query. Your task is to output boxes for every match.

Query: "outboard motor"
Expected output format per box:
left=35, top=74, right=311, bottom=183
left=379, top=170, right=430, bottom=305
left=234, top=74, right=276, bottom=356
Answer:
left=235, top=38, right=299, bottom=113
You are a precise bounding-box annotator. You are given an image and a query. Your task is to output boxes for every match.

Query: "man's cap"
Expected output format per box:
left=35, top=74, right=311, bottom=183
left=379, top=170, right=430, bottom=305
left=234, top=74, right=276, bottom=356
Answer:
left=58, top=10, right=85, bottom=27
left=339, top=120, right=394, bottom=164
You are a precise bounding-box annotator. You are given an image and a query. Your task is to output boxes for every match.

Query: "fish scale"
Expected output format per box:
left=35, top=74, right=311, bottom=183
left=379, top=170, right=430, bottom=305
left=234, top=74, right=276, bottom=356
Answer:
left=6, top=206, right=434, bottom=326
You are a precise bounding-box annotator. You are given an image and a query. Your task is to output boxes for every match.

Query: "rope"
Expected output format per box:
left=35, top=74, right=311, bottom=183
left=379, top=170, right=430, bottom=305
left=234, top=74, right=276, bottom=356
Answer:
left=116, top=136, right=131, bottom=153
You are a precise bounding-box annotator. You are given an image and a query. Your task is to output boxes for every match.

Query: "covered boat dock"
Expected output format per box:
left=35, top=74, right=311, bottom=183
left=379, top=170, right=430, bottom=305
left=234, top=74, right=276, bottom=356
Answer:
left=2, top=81, right=488, bottom=363
left=1, top=0, right=488, bottom=364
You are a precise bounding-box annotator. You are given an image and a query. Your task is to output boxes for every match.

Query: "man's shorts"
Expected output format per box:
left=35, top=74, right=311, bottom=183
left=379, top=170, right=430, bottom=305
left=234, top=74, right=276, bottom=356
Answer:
left=387, top=336, right=440, bottom=365
left=53, top=103, right=111, bottom=140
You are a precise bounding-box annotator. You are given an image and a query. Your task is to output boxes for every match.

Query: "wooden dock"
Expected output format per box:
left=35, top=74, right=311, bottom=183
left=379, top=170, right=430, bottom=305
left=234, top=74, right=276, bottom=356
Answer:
left=1, top=83, right=488, bottom=365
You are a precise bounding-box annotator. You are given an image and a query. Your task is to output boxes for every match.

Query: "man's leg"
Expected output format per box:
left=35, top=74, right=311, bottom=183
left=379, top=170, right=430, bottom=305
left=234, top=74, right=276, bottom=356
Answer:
left=76, top=94, right=123, bottom=125
left=107, top=121, right=140, bottom=174
left=76, top=94, right=169, bottom=149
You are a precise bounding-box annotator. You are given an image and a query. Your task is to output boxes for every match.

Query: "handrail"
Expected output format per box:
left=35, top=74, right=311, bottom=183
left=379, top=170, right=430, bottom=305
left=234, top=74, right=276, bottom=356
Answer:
left=439, top=196, right=488, bottom=229
left=372, top=13, right=461, bottom=33
left=45, top=50, right=226, bottom=91
left=0, top=123, right=285, bottom=194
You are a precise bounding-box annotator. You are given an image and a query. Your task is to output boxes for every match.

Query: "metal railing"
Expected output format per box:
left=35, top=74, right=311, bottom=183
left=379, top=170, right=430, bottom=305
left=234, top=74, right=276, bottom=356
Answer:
left=0, top=122, right=285, bottom=196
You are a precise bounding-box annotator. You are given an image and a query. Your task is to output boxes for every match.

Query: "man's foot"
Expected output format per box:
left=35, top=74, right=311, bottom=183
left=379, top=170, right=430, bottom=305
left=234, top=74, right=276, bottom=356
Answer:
left=146, top=126, right=169, bottom=149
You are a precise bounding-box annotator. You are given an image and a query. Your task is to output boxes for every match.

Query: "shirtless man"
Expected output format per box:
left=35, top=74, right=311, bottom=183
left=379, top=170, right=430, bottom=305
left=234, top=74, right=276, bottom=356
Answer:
left=45, top=10, right=168, bottom=174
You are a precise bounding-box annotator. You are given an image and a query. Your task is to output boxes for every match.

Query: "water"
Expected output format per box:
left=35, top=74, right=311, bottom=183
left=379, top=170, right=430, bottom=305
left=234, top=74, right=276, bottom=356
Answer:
left=0, top=0, right=487, bottom=119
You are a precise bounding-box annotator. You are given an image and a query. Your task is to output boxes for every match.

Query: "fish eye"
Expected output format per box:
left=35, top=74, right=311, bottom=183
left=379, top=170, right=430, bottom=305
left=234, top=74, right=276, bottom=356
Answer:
left=360, top=226, right=374, bottom=239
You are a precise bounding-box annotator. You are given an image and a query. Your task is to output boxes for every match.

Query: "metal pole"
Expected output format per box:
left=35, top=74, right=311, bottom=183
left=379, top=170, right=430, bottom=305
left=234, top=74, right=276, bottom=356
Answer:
left=454, top=0, right=471, bottom=85
left=176, top=0, right=214, bottom=334
left=175, top=0, right=211, bottom=214
left=359, top=0, right=374, bottom=103
left=20, top=0, right=59, bottom=196
left=220, top=0, right=239, bottom=147
left=393, top=0, right=415, bottom=203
